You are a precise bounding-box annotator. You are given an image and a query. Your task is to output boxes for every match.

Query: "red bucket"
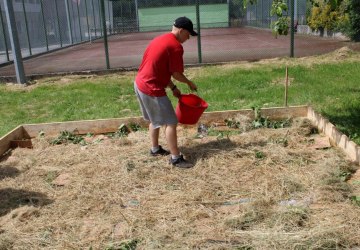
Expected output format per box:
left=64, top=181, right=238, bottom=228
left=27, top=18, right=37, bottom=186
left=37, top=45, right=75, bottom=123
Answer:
left=175, top=94, right=208, bottom=125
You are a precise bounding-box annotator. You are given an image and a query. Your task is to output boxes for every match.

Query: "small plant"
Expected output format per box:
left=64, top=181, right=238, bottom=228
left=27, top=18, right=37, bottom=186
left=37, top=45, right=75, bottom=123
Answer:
left=105, top=239, right=139, bottom=250
left=339, top=171, right=352, bottom=182
left=129, top=122, right=141, bottom=132
left=51, top=130, right=85, bottom=145
left=251, top=107, right=291, bottom=129
left=273, top=137, right=289, bottom=147
left=350, top=196, right=360, bottom=206
left=255, top=151, right=265, bottom=159
left=113, top=124, right=130, bottom=137
left=225, top=118, right=241, bottom=129
left=126, top=161, right=136, bottom=172
left=38, top=130, right=45, bottom=138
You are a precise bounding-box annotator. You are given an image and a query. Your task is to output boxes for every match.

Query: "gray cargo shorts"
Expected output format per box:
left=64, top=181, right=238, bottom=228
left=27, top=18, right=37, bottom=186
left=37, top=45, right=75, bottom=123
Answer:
left=134, top=82, right=178, bottom=129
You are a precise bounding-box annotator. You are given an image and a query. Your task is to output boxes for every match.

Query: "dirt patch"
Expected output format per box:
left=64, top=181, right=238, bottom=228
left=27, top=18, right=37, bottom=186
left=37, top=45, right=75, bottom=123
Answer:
left=0, top=117, right=359, bottom=249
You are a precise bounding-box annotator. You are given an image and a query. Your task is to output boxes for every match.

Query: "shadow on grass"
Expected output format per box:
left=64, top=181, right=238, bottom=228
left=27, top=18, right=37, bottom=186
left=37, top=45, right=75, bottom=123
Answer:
left=322, top=104, right=360, bottom=145
left=0, top=188, right=53, bottom=217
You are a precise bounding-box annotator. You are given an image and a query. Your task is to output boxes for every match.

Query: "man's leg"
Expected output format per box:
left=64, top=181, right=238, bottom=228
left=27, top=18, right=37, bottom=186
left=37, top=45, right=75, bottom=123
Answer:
left=149, top=123, right=170, bottom=156
left=166, top=124, right=193, bottom=168
left=149, top=123, right=160, bottom=148
left=165, top=124, right=180, bottom=156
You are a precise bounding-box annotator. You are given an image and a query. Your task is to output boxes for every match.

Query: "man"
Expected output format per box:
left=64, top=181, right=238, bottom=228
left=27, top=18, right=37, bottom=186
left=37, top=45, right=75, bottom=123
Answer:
left=134, top=16, right=198, bottom=168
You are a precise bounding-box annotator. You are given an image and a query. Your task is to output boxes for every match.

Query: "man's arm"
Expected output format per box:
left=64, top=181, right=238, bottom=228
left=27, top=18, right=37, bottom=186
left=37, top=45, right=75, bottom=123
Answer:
left=172, top=72, right=197, bottom=91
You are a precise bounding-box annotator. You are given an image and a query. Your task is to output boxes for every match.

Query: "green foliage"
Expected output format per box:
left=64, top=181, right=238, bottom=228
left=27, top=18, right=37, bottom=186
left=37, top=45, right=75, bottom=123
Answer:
left=350, top=196, right=360, bottom=206
left=251, top=106, right=292, bottom=129
left=336, top=0, right=351, bottom=34
left=129, top=122, right=141, bottom=132
left=270, top=0, right=289, bottom=38
left=242, top=0, right=258, bottom=9
left=113, top=124, right=130, bottom=137
left=224, top=118, right=241, bottom=128
left=307, top=0, right=338, bottom=32
left=51, top=130, right=85, bottom=145
left=307, top=0, right=356, bottom=36
left=347, top=0, right=360, bottom=41
left=255, top=150, right=265, bottom=159
left=105, top=239, right=139, bottom=250
left=270, top=0, right=288, bottom=16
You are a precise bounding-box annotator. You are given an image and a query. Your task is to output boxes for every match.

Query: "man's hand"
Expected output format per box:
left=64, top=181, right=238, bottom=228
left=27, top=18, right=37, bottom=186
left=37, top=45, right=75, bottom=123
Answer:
left=188, top=81, right=197, bottom=91
left=172, top=87, right=181, bottom=98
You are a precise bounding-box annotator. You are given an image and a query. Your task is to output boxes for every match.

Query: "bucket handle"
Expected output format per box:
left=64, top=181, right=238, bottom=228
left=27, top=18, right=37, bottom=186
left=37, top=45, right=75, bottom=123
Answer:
left=189, top=88, right=200, bottom=96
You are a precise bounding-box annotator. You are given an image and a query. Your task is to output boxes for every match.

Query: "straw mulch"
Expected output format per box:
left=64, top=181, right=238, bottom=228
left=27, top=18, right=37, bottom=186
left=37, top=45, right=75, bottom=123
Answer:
left=0, top=117, right=359, bottom=250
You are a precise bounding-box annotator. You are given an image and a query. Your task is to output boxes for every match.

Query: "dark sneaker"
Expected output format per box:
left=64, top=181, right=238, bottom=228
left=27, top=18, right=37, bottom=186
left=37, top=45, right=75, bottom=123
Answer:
left=170, top=155, right=193, bottom=168
left=150, top=145, right=170, bottom=156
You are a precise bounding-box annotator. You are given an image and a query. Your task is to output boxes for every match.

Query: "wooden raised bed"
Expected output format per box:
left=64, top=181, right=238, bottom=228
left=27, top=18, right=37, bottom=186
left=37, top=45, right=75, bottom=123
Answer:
left=0, top=105, right=359, bottom=165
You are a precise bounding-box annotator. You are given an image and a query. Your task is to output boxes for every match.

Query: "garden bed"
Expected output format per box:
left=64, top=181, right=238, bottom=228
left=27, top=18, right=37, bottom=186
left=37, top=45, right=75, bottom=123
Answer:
left=0, top=107, right=359, bottom=249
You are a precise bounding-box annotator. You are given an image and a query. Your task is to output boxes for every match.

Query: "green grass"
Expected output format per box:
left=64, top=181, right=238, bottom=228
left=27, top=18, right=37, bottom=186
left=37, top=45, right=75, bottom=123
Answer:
left=0, top=57, right=359, bottom=145
left=139, top=4, right=228, bottom=31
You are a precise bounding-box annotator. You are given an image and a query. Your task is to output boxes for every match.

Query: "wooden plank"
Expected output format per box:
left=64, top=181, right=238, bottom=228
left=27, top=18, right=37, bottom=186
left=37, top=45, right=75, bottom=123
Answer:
left=199, top=105, right=308, bottom=124
left=307, top=106, right=360, bottom=165
left=22, top=117, right=148, bottom=138
left=0, top=105, right=310, bottom=158
left=0, top=126, right=25, bottom=157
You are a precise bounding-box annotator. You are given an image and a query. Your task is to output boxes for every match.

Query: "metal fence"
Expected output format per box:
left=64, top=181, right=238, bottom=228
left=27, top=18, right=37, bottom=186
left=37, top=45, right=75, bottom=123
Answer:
left=1, top=0, right=340, bottom=83
left=246, top=0, right=307, bottom=28
left=0, top=0, right=113, bottom=62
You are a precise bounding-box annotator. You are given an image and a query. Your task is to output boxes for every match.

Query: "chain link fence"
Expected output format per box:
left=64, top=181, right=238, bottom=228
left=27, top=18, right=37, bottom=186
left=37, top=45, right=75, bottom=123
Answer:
left=0, top=0, right=113, bottom=62
left=1, top=0, right=349, bottom=81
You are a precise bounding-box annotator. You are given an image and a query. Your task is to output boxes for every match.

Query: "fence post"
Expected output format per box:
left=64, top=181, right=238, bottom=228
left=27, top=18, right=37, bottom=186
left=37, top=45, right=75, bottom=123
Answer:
left=98, top=0, right=103, bottom=36
left=135, top=0, right=139, bottom=32
left=65, top=0, right=73, bottom=44
left=3, top=0, right=26, bottom=83
left=55, top=0, right=63, bottom=47
left=290, top=0, right=295, bottom=58
left=196, top=0, right=202, bottom=64
left=84, top=0, right=90, bottom=41
left=40, top=0, right=49, bottom=51
left=0, top=2, right=10, bottom=61
left=76, top=1, right=83, bottom=41
left=91, top=0, right=97, bottom=38
left=21, top=0, right=32, bottom=56
left=227, top=0, right=230, bottom=27
left=100, top=0, right=110, bottom=69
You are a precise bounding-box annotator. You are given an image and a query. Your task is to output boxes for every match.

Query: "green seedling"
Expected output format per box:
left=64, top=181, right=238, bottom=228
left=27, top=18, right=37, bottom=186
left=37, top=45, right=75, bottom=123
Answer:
left=255, top=151, right=265, bottom=159
left=350, top=196, right=360, bottom=206
left=51, top=130, right=85, bottom=145
left=225, top=118, right=241, bottom=129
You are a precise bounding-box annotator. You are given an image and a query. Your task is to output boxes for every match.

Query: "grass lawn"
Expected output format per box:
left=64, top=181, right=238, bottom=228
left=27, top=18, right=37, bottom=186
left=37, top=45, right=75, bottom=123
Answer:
left=0, top=48, right=359, bottom=145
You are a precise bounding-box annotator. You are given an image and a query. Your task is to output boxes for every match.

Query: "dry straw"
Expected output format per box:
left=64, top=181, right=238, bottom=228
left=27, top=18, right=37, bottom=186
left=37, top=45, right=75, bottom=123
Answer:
left=0, top=117, right=359, bottom=249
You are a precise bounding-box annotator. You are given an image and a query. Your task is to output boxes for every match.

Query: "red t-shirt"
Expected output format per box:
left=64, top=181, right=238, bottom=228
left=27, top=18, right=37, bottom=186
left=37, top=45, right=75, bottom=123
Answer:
left=135, top=33, right=184, bottom=97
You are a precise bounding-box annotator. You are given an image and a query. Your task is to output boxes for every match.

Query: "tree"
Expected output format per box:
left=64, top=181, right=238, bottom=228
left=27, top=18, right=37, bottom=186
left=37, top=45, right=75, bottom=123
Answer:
left=307, top=0, right=359, bottom=41
left=348, top=0, right=360, bottom=41
left=307, top=0, right=338, bottom=35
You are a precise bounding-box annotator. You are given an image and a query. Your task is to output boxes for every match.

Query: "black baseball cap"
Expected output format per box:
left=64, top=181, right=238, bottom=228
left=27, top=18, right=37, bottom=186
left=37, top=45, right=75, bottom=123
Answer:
left=174, top=16, right=198, bottom=36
